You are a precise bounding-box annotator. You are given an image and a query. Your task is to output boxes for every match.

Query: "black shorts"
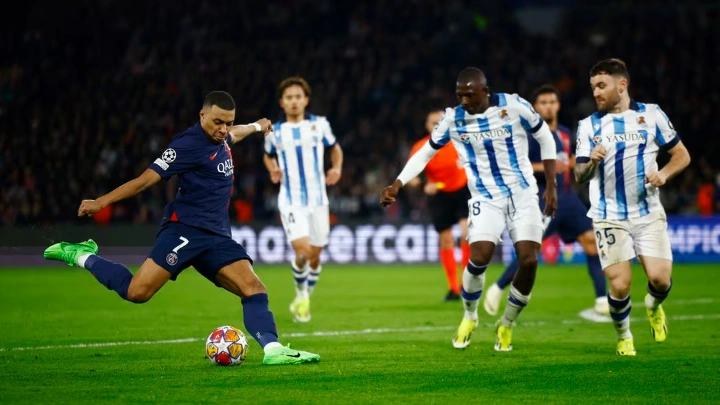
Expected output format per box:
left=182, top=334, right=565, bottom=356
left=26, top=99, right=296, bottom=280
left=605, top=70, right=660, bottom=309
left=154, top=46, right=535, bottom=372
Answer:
left=148, top=223, right=252, bottom=284
left=428, top=187, right=471, bottom=232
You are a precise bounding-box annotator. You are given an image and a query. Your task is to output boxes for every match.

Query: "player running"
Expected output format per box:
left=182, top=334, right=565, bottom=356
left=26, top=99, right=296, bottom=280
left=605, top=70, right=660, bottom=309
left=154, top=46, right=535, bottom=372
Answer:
left=574, top=59, right=690, bottom=355
left=407, top=109, right=471, bottom=302
left=263, top=76, right=343, bottom=323
left=484, top=85, right=609, bottom=318
left=381, top=67, right=558, bottom=351
left=44, top=91, right=320, bottom=365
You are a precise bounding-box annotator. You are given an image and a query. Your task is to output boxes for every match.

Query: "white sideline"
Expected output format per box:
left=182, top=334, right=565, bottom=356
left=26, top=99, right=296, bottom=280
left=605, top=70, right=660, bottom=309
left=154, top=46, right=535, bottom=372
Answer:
left=1, top=313, right=719, bottom=353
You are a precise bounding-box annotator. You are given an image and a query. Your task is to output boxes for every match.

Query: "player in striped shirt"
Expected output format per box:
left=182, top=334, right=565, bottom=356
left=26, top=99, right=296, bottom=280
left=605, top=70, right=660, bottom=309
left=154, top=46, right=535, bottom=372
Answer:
left=381, top=67, right=558, bottom=351
left=574, top=59, right=691, bottom=356
left=264, top=77, right=344, bottom=323
left=484, top=85, right=609, bottom=319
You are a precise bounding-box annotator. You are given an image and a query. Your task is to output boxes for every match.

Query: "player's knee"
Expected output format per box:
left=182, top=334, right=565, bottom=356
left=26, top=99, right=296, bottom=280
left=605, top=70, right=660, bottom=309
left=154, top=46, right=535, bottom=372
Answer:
left=294, top=246, right=311, bottom=263
left=647, top=274, right=671, bottom=291
left=517, top=252, right=538, bottom=270
left=607, top=277, right=631, bottom=298
left=126, top=285, right=154, bottom=304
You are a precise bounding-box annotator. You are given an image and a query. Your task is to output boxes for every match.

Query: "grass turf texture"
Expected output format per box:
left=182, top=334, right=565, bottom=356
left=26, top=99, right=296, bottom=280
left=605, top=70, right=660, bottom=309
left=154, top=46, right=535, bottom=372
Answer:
left=0, top=264, right=718, bottom=404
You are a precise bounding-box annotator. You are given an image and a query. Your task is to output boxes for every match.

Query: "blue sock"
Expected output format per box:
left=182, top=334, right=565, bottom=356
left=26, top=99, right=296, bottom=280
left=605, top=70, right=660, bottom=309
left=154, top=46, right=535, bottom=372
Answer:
left=608, top=294, right=632, bottom=339
left=586, top=254, right=606, bottom=298
left=242, top=293, right=279, bottom=348
left=84, top=255, right=133, bottom=300
left=496, top=259, right=519, bottom=290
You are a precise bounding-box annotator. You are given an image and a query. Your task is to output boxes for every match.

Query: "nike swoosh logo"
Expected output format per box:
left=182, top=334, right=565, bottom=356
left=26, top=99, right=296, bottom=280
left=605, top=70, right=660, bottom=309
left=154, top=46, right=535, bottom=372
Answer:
left=210, top=151, right=219, bottom=160
left=285, top=353, right=301, bottom=358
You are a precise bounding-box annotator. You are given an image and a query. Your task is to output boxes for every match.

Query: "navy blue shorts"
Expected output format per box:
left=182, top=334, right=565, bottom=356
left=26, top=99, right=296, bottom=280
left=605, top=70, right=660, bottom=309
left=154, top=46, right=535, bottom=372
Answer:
left=539, top=188, right=593, bottom=243
left=148, top=223, right=252, bottom=283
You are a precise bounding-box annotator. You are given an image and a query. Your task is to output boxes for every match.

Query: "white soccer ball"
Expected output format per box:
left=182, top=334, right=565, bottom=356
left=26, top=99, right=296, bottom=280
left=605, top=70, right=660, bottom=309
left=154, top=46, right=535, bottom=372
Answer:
left=205, top=325, right=249, bottom=366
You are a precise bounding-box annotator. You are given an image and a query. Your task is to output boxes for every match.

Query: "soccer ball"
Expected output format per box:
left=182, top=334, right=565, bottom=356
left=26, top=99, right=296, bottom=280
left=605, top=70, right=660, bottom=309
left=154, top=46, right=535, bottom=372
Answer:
left=205, top=325, right=249, bottom=366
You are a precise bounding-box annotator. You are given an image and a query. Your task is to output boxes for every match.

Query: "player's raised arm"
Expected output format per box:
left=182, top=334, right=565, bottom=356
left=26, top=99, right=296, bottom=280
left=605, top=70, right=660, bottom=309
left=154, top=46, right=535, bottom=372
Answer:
left=380, top=110, right=451, bottom=207
left=78, top=169, right=162, bottom=217
left=228, top=118, right=273, bottom=144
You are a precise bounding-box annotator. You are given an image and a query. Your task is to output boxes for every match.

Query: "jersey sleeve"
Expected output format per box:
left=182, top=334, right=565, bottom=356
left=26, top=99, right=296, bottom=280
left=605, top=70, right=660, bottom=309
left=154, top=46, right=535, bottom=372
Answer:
left=429, top=108, right=453, bottom=149
left=149, top=140, right=201, bottom=181
left=264, top=132, right=277, bottom=157
left=574, top=120, right=593, bottom=164
left=653, top=106, right=680, bottom=150
left=321, top=118, right=337, bottom=147
left=512, top=94, right=544, bottom=134
left=527, top=136, right=542, bottom=163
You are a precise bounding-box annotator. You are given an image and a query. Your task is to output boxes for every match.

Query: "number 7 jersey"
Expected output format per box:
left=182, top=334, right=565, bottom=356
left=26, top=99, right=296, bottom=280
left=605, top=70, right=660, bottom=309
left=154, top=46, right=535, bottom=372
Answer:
left=575, top=101, right=679, bottom=220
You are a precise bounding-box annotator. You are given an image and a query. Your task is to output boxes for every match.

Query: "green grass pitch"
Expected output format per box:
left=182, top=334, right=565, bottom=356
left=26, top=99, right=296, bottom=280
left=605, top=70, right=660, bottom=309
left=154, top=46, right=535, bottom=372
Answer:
left=0, top=263, right=718, bottom=404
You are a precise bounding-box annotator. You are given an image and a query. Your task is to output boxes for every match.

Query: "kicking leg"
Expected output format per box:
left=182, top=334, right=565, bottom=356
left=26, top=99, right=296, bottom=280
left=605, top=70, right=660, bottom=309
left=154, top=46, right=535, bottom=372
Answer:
left=44, top=239, right=169, bottom=303
left=214, top=260, right=319, bottom=365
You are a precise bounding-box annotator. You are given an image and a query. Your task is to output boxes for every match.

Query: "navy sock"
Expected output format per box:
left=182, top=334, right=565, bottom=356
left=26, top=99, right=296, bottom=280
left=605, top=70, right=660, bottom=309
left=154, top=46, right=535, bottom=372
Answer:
left=586, top=254, right=606, bottom=298
left=647, top=278, right=672, bottom=303
left=85, top=255, right=133, bottom=300
left=241, top=293, right=279, bottom=348
left=496, top=259, right=519, bottom=290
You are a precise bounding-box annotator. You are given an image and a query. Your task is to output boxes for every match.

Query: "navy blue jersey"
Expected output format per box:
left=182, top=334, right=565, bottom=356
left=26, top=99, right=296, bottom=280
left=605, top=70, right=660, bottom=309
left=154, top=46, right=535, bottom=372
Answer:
left=528, top=123, right=572, bottom=190
left=149, top=123, right=234, bottom=237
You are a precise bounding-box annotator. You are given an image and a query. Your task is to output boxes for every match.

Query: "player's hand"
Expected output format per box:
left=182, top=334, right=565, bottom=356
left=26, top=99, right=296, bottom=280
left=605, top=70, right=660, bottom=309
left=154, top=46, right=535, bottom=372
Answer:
left=556, top=160, right=569, bottom=174
left=255, top=118, right=273, bottom=135
left=646, top=171, right=668, bottom=187
left=326, top=167, right=341, bottom=185
left=269, top=168, right=282, bottom=184
left=78, top=199, right=103, bottom=217
left=380, top=182, right=401, bottom=207
left=423, top=182, right=439, bottom=195
left=542, top=186, right=558, bottom=217
left=590, top=145, right=607, bottom=165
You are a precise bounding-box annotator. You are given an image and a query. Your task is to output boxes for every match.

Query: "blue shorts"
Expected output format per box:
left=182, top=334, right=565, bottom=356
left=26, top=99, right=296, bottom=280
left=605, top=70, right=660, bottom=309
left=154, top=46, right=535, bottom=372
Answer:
left=539, top=188, right=593, bottom=243
left=148, top=222, right=252, bottom=284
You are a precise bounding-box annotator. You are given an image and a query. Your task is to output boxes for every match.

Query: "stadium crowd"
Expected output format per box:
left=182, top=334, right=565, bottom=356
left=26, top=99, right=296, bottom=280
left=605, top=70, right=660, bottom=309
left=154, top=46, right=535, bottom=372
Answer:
left=1, top=1, right=718, bottom=226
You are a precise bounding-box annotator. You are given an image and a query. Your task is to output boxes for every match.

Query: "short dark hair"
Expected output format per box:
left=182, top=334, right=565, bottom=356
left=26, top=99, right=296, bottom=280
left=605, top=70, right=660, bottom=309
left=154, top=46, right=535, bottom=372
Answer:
left=278, top=76, right=312, bottom=98
left=530, top=84, right=560, bottom=105
left=203, top=91, right=236, bottom=110
left=590, top=58, right=630, bottom=81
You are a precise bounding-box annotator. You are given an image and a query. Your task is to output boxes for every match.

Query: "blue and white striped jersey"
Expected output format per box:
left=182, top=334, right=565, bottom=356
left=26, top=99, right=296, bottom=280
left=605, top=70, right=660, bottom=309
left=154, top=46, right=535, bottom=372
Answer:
left=430, top=93, right=545, bottom=200
left=575, top=101, right=679, bottom=220
left=265, top=114, right=337, bottom=208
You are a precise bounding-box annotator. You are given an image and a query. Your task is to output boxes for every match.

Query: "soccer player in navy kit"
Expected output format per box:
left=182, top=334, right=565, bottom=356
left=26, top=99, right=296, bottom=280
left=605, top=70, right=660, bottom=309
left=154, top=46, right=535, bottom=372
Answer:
left=483, top=85, right=609, bottom=318
left=44, top=91, right=320, bottom=365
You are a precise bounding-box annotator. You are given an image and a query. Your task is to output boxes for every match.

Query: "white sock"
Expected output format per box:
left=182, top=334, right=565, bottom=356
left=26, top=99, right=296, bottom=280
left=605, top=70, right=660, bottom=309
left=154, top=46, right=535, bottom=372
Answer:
left=264, top=342, right=283, bottom=352
left=461, top=266, right=486, bottom=321
left=645, top=294, right=659, bottom=311
left=501, top=285, right=530, bottom=327
left=77, top=254, right=94, bottom=268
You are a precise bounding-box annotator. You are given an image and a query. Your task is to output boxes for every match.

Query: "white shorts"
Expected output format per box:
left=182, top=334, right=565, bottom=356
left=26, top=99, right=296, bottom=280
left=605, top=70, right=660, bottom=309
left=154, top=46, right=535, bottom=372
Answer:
left=279, top=205, right=330, bottom=247
left=592, top=211, right=673, bottom=270
left=466, top=186, right=544, bottom=245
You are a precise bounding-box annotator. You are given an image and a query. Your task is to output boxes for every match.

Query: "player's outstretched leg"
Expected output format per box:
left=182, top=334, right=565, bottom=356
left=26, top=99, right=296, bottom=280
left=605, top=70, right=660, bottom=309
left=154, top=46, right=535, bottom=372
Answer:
left=214, top=260, right=319, bottom=365
left=495, top=241, right=538, bottom=352
left=483, top=259, right=518, bottom=316
left=44, top=239, right=135, bottom=301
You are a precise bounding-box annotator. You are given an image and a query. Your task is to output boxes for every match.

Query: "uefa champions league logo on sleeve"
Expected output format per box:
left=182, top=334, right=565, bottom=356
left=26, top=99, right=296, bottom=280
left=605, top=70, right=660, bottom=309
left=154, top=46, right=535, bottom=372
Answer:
left=162, top=149, right=176, bottom=163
